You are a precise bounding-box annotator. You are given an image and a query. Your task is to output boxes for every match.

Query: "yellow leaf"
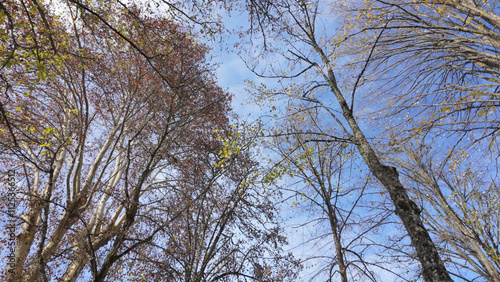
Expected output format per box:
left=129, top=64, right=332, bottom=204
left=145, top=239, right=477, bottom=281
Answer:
left=39, top=142, right=50, bottom=148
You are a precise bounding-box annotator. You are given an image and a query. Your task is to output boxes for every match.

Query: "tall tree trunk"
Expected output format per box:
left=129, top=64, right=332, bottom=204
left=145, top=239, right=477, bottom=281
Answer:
left=325, top=198, right=348, bottom=282
left=311, top=36, right=452, bottom=281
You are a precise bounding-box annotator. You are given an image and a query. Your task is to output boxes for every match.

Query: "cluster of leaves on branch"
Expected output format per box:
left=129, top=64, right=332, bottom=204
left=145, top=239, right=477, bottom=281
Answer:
left=0, top=1, right=300, bottom=281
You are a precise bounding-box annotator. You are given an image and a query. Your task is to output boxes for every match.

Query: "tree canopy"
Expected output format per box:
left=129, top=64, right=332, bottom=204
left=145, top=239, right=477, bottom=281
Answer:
left=1, top=0, right=499, bottom=281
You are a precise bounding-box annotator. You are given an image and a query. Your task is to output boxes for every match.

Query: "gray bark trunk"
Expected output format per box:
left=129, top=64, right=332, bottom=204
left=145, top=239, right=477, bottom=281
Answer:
left=311, top=39, right=452, bottom=281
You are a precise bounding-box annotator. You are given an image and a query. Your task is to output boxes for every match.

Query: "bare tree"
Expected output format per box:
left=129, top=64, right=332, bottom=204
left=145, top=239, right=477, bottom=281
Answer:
left=386, top=142, right=500, bottom=281
left=241, top=0, right=453, bottom=280
left=339, top=1, right=500, bottom=280
left=267, top=111, right=399, bottom=280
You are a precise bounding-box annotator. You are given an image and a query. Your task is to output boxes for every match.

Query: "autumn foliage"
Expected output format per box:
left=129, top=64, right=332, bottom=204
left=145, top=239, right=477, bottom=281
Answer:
left=2, top=0, right=499, bottom=281
left=0, top=1, right=299, bottom=281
